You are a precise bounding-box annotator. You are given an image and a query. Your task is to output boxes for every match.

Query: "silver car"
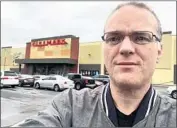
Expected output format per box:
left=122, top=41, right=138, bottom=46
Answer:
left=34, top=75, right=75, bottom=91
left=167, top=86, right=177, bottom=99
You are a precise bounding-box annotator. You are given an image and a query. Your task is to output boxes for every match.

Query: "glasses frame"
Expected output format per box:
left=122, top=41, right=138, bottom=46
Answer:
left=101, top=31, right=161, bottom=44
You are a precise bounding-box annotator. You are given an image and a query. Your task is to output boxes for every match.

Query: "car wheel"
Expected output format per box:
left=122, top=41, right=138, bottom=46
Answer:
left=30, top=84, right=34, bottom=87
left=19, top=81, right=23, bottom=87
left=11, top=85, right=15, bottom=88
left=54, top=84, right=60, bottom=92
left=171, top=91, right=177, bottom=99
left=35, top=83, right=40, bottom=89
left=1, top=84, right=3, bottom=89
left=75, top=83, right=81, bottom=90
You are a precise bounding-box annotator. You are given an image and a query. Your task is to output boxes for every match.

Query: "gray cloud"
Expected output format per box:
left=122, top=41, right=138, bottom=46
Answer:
left=1, top=1, right=176, bottom=47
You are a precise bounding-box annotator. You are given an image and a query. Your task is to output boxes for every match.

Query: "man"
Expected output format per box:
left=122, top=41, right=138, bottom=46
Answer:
left=13, top=2, right=176, bottom=127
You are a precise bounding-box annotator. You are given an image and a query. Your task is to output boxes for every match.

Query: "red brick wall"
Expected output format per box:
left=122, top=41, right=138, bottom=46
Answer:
left=69, top=37, right=79, bottom=73
left=25, top=42, right=31, bottom=58
left=24, top=43, right=31, bottom=74
left=70, top=38, right=79, bottom=60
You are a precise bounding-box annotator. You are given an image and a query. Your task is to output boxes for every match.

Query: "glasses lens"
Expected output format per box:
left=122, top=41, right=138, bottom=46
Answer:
left=104, top=32, right=124, bottom=45
left=131, top=32, right=153, bottom=44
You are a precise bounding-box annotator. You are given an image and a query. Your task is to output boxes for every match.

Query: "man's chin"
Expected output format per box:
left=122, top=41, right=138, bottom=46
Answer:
left=111, top=77, right=142, bottom=90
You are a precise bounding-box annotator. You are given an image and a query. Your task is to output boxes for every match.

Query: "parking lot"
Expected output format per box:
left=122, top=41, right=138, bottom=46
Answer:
left=1, top=86, right=59, bottom=127
left=0, top=85, right=173, bottom=127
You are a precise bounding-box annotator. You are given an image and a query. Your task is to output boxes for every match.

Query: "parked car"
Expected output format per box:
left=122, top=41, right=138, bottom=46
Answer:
left=65, top=73, right=96, bottom=90
left=34, top=75, right=75, bottom=91
left=18, top=74, right=35, bottom=87
left=95, top=80, right=104, bottom=86
left=167, top=85, right=177, bottom=99
left=33, top=75, right=47, bottom=81
left=0, top=70, right=19, bottom=88
left=92, top=74, right=110, bottom=85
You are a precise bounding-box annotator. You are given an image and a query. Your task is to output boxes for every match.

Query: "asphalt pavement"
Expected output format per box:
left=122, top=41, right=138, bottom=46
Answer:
left=0, top=85, right=172, bottom=127
left=1, top=86, right=59, bottom=127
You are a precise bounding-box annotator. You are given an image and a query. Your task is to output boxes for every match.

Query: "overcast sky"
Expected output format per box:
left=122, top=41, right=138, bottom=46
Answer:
left=1, top=1, right=176, bottom=47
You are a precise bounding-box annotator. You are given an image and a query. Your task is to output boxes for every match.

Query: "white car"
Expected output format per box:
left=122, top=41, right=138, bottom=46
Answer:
left=33, top=75, right=47, bottom=80
left=0, top=70, right=19, bottom=88
left=167, top=86, right=177, bottom=99
left=34, top=75, right=75, bottom=91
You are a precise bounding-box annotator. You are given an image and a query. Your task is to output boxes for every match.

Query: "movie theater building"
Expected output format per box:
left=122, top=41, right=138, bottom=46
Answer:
left=16, top=35, right=79, bottom=75
left=15, top=31, right=176, bottom=85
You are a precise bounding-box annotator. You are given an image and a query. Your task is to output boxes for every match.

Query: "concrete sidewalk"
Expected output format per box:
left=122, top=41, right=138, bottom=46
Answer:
left=152, top=84, right=176, bottom=88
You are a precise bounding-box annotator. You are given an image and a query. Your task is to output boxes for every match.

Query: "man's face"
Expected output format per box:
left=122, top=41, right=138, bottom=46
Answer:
left=104, top=5, right=162, bottom=89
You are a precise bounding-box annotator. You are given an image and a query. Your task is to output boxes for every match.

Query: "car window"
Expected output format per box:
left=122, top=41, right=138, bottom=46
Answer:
left=42, top=77, right=50, bottom=80
left=34, top=76, right=40, bottom=78
left=103, top=75, right=107, bottom=78
left=99, top=75, right=109, bottom=78
left=99, top=75, right=103, bottom=78
left=68, top=75, right=73, bottom=79
left=63, top=74, right=68, bottom=77
left=74, top=75, right=81, bottom=79
left=50, top=77, right=56, bottom=80
left=104, top=75, right=109, bottom=78
left=93, top=75, right=98, bottom=78
left=4, top=71, right=17, bottom=76
left=97, top=75, right=101, bottom=78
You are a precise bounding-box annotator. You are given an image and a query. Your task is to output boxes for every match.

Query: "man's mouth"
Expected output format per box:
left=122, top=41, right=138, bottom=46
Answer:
left=117, top=62, right=138, bottom=65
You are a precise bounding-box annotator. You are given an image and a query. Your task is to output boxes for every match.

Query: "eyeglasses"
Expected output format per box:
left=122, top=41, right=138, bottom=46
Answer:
left=101, top=31, right=161, bottom=45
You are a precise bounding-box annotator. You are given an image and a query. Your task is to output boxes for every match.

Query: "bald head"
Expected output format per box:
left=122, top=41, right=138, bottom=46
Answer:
left=104, top=2, right=162, bottom=41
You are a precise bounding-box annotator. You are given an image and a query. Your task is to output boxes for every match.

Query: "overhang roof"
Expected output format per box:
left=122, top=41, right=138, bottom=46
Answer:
left=15, top=58, right=77, bottom=64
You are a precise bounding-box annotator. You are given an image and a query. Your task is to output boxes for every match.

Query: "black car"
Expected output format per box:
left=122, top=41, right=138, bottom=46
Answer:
left=92, top=74, right=109, bottom=85
left=18, top=74, right=35, bottom=87
left=65, top=73, right=95, bottom=90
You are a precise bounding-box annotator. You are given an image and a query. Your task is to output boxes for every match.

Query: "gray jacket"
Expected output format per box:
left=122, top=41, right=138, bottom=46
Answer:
left=14, top=85, right=176, bottom=127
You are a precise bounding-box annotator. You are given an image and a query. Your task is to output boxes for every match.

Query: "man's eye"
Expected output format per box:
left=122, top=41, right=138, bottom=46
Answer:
left=106, top=36, right=122, bottom=43
left=134, top=36, right=151, bottom=42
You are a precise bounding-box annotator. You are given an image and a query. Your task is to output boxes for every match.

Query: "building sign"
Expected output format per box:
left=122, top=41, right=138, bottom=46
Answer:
left=31, top=39, right=67, bottom=47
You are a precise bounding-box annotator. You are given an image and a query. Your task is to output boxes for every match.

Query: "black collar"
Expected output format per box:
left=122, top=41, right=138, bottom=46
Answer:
left=102, top=84, right=157, bottom=127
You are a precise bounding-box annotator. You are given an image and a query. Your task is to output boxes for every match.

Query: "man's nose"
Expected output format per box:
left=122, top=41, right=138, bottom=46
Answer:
left=119, top=36, right=135, bottom=56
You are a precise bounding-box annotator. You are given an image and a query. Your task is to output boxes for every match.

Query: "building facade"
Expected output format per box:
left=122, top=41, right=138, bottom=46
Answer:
left=15, top=35, right=79, bottom=75
left=1, top=31, right=176, bottom=85
left=152, top=32, right=176, bottom=85
left=1, top=46, right=25, bottom=72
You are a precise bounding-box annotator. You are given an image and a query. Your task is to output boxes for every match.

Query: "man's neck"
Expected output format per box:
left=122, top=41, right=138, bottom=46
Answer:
left=110, top=82, right=151, bottom=115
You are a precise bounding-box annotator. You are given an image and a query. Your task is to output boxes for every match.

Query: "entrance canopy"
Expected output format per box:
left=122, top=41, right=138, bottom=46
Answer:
left=15, top=58, right=77, bottom=64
